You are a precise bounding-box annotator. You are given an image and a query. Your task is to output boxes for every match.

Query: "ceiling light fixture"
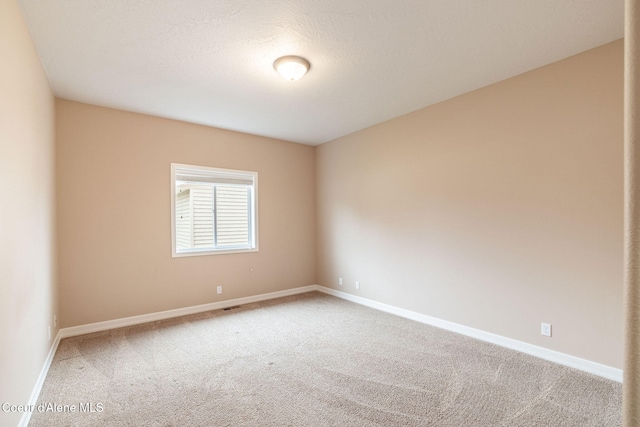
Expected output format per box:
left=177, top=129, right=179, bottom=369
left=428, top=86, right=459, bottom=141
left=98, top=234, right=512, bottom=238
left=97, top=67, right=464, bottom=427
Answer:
left=273, top=56, right=310, bottom=81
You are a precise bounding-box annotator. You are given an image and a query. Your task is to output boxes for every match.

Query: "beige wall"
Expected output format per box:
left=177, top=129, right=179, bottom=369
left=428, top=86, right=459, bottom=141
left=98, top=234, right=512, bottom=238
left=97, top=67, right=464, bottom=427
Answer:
left=317, top=40, right=624, bottom=368
left=56, top=100, right=316, bottom=327
left=0, top=0, right=57, bottom=425
left=624, top=0, right=640, bottom=422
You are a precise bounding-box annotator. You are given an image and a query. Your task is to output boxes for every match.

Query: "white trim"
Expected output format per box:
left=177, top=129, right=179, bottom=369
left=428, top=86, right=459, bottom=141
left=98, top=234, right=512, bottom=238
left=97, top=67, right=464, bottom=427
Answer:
left=59, top=285, right=316, bottom=339
left=22, top=283, right=621, bottom=427
left=171, top=247, right=259, bottom=258
left=18, top=330, right=62, bottom=427
left=21, top=285, right=316, bottom=426
left=314, top=286, right=623, bottom=383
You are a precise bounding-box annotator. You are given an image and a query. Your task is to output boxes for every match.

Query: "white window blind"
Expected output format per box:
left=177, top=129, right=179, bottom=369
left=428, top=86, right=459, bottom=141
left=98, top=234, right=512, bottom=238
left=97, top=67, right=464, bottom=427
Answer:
left=215, top=185, right=250, bottom=247
left=171, top=164, right=257, bottom=257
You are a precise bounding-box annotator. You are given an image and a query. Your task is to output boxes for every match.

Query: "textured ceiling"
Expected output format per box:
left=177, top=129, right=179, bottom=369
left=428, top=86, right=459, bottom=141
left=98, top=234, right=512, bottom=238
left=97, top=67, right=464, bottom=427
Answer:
left=17, top=0, right=623, bottom=145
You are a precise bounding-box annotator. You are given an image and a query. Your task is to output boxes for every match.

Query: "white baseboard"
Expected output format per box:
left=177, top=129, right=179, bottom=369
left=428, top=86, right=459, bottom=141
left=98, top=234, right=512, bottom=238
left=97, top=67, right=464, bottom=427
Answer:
left=59, top=285, right=317, bottom=339
left=22, top=283, right=621, bottom=426
left=314, top=285, right=623, bottom=383
left=19, top=285, right=315, bottom=426
left=19, top=329, right=62, bottom=427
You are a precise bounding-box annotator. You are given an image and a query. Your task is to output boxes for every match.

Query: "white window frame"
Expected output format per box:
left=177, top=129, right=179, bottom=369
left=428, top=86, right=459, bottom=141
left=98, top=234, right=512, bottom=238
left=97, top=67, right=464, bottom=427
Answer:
left=171, top=163, right=258, bottom=257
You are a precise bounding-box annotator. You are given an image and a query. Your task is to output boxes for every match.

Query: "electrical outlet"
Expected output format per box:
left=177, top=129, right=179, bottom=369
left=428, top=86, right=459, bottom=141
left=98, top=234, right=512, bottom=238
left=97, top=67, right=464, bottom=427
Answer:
left=355, top=281, right=360, bottom=290
left=338, top=277, right=343, bottom=286
left=541, top=322, right=552, bottom=337
left=54, top=315, right=57, bottom=328
left=217, top=286, right=222, bottom=294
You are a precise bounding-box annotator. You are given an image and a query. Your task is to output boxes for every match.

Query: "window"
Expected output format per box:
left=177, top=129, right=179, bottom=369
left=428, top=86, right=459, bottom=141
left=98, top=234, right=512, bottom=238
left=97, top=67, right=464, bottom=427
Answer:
left=171, top=163, right=258, bottom=257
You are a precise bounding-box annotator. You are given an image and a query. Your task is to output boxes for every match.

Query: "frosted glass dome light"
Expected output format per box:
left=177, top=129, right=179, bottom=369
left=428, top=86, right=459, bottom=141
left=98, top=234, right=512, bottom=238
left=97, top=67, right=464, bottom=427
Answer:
left=273, top=56, right=310, bottom=81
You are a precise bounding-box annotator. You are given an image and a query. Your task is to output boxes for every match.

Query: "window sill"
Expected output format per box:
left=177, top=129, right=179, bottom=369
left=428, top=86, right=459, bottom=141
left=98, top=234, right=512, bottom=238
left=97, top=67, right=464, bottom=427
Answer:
left=172, top=247, right=259, bottom=258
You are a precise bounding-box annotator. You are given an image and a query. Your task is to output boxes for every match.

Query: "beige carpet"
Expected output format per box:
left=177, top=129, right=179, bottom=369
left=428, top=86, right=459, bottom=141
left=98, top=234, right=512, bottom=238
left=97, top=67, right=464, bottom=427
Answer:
left=29, top=292, right=621, bottom=426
